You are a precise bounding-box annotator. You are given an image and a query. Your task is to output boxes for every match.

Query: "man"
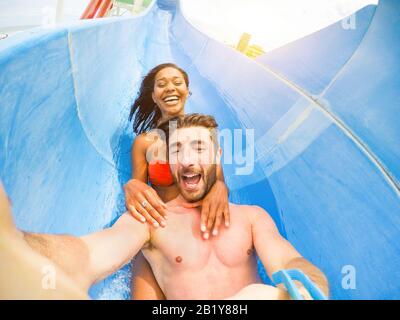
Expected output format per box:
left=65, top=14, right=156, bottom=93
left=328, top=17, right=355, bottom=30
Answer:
left=0, top=114, right=329, bottom=299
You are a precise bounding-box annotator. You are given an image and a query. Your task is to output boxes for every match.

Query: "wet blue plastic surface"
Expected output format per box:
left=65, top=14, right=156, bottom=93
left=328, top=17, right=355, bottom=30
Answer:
left=1, top=0, right=399, bottom=299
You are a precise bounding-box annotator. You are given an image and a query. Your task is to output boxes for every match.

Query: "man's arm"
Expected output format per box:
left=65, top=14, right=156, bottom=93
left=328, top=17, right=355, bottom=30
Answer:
left=22, top=213, right=150, bottom=291
left=1, top=184, right=88, bottom=299
left=80, top=213, right=150, bottom=285
left=1, top=185, right=150, bottom=297
left=250, top=206, right=329, bottom=298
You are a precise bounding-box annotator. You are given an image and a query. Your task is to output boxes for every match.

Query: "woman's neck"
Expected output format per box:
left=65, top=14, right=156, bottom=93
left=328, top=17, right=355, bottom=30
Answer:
left=158, top=111, right=185, bottom=125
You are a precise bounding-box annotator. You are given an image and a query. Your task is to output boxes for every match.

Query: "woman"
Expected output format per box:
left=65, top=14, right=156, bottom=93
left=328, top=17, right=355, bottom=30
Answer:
left=124, top=63, right=230, bottom=299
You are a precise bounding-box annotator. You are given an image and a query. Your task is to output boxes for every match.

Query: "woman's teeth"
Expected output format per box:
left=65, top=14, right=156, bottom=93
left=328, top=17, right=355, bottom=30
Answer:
left=164, top=96, right=180, bottom=105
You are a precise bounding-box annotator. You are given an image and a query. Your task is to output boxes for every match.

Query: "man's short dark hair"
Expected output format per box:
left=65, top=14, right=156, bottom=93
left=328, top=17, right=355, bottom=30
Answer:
left=157, top=113, right=219, bottom=150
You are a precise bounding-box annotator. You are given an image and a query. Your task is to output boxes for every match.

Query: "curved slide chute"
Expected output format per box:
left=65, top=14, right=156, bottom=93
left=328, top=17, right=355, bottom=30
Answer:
left=0, top=0, right=399, bottom=299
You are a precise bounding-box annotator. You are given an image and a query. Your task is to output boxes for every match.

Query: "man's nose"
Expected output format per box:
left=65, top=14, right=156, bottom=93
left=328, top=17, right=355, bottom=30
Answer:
left=179, top=148, right=196, bottom=167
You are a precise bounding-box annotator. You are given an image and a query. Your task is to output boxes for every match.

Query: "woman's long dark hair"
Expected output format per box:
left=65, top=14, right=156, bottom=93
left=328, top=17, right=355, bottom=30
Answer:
left=129, top=63, right=189, bottom=134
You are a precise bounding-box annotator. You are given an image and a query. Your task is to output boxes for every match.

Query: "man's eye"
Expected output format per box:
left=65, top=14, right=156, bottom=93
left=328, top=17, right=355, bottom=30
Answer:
left=174, top=81, right=183, bottom=86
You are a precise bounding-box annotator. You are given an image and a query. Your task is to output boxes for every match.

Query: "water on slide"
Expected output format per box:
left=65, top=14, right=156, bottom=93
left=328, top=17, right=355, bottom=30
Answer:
left=0, top=0, right=399, bottom=299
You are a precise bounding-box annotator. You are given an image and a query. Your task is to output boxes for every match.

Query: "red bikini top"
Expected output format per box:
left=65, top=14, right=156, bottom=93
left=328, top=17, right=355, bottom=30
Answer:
left=148, top=161, right=174, bottom=187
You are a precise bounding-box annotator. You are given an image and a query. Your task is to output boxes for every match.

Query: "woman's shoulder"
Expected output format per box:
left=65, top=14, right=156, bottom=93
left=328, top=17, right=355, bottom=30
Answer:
left=134, top=132, right=148, bottom=142
left=132, top=132, right=150, bottom=152
left=134, top=130, right=166, bottom=150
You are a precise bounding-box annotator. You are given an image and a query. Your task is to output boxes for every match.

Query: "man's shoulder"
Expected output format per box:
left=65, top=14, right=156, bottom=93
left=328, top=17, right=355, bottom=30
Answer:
left=228, top=202, right=266, bottom=212
left=228, top=203, right=276, bottom=226
left=114, top=213, right=150, bottom=235
left=228, top=203, right=270, bottom=218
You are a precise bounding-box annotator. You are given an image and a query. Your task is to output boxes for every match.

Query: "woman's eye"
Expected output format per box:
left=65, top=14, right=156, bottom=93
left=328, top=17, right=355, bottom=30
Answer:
left=174, top=81, right=183, bottom=86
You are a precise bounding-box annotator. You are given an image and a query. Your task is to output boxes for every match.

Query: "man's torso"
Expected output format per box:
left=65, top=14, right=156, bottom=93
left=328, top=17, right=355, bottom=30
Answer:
left=142, top=203, right=262, bottom=299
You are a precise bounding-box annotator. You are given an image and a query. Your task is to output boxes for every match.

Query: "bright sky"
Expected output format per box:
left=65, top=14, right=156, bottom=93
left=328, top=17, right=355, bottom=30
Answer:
left=182, top=0, right=379, bottom=51
left=1, top=0, right=379, bottom=51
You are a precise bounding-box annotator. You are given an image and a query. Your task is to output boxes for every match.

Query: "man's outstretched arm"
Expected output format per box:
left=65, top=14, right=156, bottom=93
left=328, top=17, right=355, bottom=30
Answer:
left=1, top=185, right=87, bottom=299
left=1, top=181, right=150, bottom=298
left=250, top=206, right=329, bottom=298
left=23, top=213, right=150, bottom=292
left=80, top=213, right=150, bottom=285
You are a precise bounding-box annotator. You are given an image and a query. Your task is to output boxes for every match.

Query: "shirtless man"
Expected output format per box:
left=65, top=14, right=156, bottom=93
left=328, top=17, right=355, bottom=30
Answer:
left=0, top=114, right=329, bottom=299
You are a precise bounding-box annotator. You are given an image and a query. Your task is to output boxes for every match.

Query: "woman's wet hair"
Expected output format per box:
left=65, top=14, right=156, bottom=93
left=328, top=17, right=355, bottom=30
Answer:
left=129, top=63, right=189, bottom=134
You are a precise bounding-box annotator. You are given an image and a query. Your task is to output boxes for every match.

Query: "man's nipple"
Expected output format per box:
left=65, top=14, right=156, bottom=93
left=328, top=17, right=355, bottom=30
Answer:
left=175, top=256, right=183, bottom=263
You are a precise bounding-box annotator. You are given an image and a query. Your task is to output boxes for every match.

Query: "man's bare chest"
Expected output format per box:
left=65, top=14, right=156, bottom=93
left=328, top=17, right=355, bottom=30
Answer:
left=144, top=209, right=254, bottom=270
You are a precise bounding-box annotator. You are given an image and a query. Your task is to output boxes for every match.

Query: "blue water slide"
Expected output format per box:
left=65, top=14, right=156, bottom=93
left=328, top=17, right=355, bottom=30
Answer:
left=0, top=0, right=399, bottom=299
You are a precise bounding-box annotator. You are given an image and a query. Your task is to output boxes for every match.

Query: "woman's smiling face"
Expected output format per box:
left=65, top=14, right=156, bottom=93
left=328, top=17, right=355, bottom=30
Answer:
left=152, top=67, right=189, bottom=119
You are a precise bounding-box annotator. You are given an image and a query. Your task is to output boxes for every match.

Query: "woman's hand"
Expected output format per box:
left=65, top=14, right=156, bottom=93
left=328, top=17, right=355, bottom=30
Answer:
left=183, top=180, right=230, bottom=239
left=124, top=179, right=168, bottom=228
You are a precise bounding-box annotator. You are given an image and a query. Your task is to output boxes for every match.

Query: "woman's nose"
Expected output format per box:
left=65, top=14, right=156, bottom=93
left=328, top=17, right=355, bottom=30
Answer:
left=165, top=82, right=176, bottom=92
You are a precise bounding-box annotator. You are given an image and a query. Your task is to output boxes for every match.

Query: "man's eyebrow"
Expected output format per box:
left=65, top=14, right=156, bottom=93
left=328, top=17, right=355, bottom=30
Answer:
left=169, top=141, right=180, bottom=149
left=191, top=140, right=206, bottom=146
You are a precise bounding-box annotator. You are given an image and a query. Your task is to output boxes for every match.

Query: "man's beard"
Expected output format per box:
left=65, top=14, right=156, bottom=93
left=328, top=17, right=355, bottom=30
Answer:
left=175, top=164, right=217, bottom=202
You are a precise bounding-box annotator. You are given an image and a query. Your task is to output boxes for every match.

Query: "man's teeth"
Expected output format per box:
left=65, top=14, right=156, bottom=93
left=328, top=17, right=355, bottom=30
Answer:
left=183, top=173, right=198, bottom=178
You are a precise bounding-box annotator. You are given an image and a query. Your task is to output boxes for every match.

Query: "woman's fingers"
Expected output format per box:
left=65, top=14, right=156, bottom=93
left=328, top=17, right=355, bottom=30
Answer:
left=206, top=202, right=218, bottom=234
left=148, top=187, right=167, bottom=208
left=207, top=204, right=230, bottom=237
left=124, top=180, right=167, bottom=227
left=212, top=204, right=230, bottom=236
left=212, top=206, right=224, bottom=236
left=128, top=205, right=146, bottom=223
left=223, top=204, right=230, bottom=227
left=136, top=201, right=163, bottom=228
left=200, top=202, right=210, bottom=239
left=137, top=194, right=167, bottom=227
left=145, top=189, right=168, bottom=218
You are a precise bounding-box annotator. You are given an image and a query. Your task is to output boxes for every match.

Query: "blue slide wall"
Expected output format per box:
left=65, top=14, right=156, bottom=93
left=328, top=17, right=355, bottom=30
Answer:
left=0, top=0, right=399, bottom=299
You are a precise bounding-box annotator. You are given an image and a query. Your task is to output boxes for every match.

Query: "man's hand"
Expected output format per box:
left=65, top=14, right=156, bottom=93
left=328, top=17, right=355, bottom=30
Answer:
left=182, top=180, right=230, bottom=239
left=284, top=258, right=329, bottom=298
left=298, top=285, right=313, bottom=300
left=250, top=207, right=329, bottom=298
left=124, top=179, right=167, bottom=228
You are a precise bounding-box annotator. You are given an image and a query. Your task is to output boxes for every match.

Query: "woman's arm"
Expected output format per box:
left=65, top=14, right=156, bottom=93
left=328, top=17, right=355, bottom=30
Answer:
left=131, top=252, right=165, bottom=300
left=216, top=162, right=225, bottom=182
left=131, top=133, right=149, bottom=181
left=204, top=163, right=230, bottom=234
left=125, top=135, right=167, bottom=300
left=124, top=134, right=167, bottom=227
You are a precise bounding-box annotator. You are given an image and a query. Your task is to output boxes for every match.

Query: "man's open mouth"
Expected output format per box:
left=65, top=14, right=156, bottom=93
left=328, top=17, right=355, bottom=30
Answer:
left=181, top=172, right=201, bottom=190
left=163, top=95, right=180, bottom=106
